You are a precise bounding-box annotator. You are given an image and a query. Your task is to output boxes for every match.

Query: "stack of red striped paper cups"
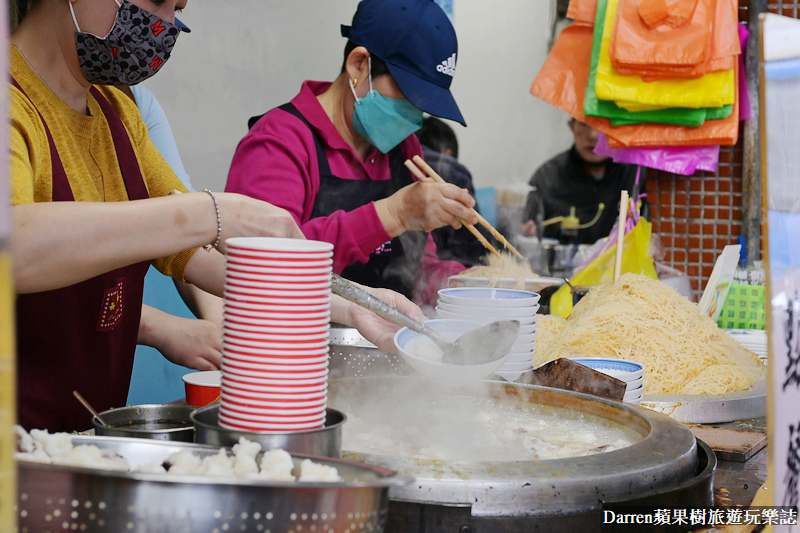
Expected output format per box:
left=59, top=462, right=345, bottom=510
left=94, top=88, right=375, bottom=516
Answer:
left=219, top=237, right=333, bottom=432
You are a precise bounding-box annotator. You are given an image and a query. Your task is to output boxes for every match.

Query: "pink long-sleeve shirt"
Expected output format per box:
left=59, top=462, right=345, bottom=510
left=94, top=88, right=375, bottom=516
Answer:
left=225, top=80, right=465, bottom=306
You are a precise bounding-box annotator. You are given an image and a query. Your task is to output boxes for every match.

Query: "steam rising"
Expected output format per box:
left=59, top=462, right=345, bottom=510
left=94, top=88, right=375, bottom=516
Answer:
left=329, top=377, right=640, bottom=462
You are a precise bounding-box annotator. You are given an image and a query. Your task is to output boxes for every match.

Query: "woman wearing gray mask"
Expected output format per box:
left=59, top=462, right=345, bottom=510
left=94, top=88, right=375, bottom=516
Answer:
left=9, top=0, right=425, bottom=433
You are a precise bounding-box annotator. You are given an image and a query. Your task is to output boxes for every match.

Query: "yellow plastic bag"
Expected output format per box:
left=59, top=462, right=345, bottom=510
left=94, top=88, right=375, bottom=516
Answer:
left=595, top=0, right=735, bottom=109
left=550, top=218, right=658, bottom=318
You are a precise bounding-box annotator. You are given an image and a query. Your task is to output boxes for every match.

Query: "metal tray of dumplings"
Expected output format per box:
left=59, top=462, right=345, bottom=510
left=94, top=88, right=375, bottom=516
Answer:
left=17, top=435, right=410, bottom=533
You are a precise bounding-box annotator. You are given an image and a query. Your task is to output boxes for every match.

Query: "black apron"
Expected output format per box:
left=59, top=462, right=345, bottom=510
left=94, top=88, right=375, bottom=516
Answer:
left=254, top=104, right=427, bottom=298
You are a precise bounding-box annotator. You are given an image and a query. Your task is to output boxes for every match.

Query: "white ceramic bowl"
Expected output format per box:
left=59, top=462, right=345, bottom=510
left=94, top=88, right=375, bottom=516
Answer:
left=394, top=319, right=513, bottom=386
left=226, top=237, right=334, bottom=253
left=436, top=308, right=537, bottom=326
left=623, top=385, right=643, bottom=401
left=226, top=262, right=333, bottom=274
left=625, top=376, right=644, bottom=392
left=570, top=358, right=644, bottom=382
left=435, top=302, right=539, bottom=318
left=438, top=288, right=542, bottom=308
left=224, top=300, right=330, bottom=313
left=223, top=313, right=331, bottom=327
left=226, top=258, right=332, bottom=270
left=224, top=341, right=329, bottom=356
left=496, top=361, right=534, bottom=371
left=493, top=369, right=528, bottom=382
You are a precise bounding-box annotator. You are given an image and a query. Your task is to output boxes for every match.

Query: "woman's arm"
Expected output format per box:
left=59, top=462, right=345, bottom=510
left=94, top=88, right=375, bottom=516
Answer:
left=11, top=192, right=303, bottom=293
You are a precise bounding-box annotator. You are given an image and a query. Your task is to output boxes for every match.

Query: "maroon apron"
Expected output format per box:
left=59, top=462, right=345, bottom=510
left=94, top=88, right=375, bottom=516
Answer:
left=13, top=80, right=151, bottom=432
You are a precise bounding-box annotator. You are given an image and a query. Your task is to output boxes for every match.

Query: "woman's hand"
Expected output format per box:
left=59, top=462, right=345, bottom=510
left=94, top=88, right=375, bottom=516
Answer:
left=212, top=193, right=305, bottom=253
left=332, top=287, right=427, bottom=353
left=138, top=305, right=223, bottom=370
left=375, top=181, right=478, bottom=237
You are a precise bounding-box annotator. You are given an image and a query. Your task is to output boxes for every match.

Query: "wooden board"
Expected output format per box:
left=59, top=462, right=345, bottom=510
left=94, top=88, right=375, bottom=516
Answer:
left=688, top=426, right=767, bottom=462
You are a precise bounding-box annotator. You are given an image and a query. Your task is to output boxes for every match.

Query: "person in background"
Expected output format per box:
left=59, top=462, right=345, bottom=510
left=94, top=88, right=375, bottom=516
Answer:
left=10, top=0, right=425, bottom=432
left=417, top=116, right=489, bottom=267
left=225, top=0, right=477, bottom=309
left=520, top=117, right=640, bottom=245
left=122, top=84, right=226, bottom=403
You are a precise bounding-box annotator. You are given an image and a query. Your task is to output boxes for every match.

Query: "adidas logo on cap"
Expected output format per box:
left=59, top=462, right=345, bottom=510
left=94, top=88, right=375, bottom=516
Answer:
left=436, top=53, right=457, bottom=77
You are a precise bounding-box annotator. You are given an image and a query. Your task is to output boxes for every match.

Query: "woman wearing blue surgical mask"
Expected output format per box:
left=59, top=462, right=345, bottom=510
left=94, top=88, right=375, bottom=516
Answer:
left=226, top=0, right=479, bottom=308
left=9, top=0, right=426, bottom=433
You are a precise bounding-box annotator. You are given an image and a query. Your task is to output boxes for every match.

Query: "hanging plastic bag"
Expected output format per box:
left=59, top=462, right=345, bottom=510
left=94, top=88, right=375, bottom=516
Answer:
left=595, top=0, right=735, bottom=109
left=584, top=0, right=714, bottom=127
left=594, top=132, right=720, bottom=175
left=567, top=0, right=598, bottom=24
left=611, top=0, right=713, bottom=69
left=613, top=0, right=739, bottom=80
left=529, top=19, right=740, bottom=147
left=550, top=217, right=658, bottom=317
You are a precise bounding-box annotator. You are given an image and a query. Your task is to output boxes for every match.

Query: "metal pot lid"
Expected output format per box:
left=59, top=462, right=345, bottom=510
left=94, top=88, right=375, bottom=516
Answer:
left=331, top=378, right=699, bottom=517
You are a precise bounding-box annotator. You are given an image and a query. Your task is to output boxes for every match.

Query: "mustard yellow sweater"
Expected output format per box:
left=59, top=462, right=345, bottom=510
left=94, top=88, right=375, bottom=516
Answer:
left=9, top=46, right=195, bottom=280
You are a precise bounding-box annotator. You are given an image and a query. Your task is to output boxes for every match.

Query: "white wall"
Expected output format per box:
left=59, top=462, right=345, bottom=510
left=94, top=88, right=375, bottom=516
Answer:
left=145, top=0, right=573, bottom=192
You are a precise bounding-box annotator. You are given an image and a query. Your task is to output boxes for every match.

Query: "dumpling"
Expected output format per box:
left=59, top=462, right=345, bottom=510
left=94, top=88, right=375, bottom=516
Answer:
left=298, top=459, right=341, bottom=482
left=257, top=449, right=295, bottom=481
left=30, top=429, right=73, bottom=457
left=167, top=450, right=203, bottom=475
left=198, top=449, right=235, bottom=477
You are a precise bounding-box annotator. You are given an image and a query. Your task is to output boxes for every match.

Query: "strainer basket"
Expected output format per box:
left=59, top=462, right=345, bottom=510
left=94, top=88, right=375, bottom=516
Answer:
left=329, top=324, right=414, bottom=379
left=17, top=436, right=410, bottom=533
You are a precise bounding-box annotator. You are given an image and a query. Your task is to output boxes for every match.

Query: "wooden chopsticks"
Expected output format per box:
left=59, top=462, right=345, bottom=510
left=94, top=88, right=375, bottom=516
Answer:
left=406, top=155, right=525, bottom=261
left=404, top=159, right=501, bottom=258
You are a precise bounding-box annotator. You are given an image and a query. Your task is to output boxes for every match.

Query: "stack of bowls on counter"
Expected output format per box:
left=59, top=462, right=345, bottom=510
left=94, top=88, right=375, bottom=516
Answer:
left=725, top=329, right=768, bottom=361
left=435, top=288, right=540, bottom=381
left=220, top=237, right=333, bottom=432
left=572, top=358, right=645, bottom=405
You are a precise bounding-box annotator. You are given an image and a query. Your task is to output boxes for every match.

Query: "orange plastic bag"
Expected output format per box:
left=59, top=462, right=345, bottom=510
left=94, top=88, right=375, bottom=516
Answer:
left=529, top=21, right=740, bottom=147
left=595, top=0, right=735, bottom=109
left=567, top=0, right=598, bottom=24
left=612, top=0, right=740, bottom=80
left=612, top=0, right=713, bottom=68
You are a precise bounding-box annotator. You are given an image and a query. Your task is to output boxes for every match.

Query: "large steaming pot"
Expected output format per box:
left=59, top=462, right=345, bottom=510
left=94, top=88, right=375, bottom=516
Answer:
left=330, top=377, right=699, bottom=516
left=328, top=327, right=714, bottom=531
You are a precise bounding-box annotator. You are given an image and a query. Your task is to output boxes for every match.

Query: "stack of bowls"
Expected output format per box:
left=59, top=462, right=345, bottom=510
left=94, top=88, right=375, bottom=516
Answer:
left=435, top=288, right=540, bottom=382
left=571, top=358, right=645, bottom=404
left=725, top=329, right=768, bottom=361
left=220, top=237, right=333, bottom=432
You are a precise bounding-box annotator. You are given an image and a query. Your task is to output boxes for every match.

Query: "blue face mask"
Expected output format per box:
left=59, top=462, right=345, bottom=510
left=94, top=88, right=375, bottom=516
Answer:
left=350, top=58, right=423, bottom=154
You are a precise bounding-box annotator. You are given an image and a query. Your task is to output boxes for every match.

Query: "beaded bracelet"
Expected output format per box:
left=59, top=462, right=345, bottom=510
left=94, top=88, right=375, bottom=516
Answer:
left=203, top=189, right=221, bottom=251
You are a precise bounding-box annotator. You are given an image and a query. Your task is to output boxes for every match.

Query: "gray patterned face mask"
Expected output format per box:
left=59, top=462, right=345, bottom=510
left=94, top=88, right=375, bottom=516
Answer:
left=71, top=0, right=181, bottom=86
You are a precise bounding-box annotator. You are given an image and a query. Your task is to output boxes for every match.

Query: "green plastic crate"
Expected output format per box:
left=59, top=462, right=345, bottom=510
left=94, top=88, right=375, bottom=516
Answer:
left=717, top=284, right=766, bottom=330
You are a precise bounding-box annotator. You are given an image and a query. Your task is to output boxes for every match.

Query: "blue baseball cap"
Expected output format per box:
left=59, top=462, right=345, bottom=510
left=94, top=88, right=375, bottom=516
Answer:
left=341, top=0, right=466, bottom=126
left=175, top=17, right=191, bottom=33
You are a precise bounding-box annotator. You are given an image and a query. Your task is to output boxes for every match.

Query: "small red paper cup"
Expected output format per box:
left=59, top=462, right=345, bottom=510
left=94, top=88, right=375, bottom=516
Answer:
left=182, top=370, right=221, bottom=406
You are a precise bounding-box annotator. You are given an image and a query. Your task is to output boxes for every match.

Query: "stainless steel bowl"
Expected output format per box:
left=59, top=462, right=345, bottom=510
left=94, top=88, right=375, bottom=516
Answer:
left=93, top=404, right=196, bottom=442
left=192, top=404, right=345, bottom=457
left=17, top=436, right=410, bottom=533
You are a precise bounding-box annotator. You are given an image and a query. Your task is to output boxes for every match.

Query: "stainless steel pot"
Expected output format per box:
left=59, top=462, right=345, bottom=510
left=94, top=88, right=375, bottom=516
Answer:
left=93, top=403, right=196, bottom=442
left=17, top=435, right=410, bottom=533
left=329, top=376, right=701, bottom=518
left=192, top=405, right=345, bottom=457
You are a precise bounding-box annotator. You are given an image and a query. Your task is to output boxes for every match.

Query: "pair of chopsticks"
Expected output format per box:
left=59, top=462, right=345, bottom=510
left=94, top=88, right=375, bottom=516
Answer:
left=404, top=155, right=524, bottom=261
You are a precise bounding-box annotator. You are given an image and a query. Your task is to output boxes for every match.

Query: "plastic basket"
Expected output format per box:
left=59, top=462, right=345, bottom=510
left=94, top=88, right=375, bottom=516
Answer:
left=717, top=284, right=766, bottom=330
